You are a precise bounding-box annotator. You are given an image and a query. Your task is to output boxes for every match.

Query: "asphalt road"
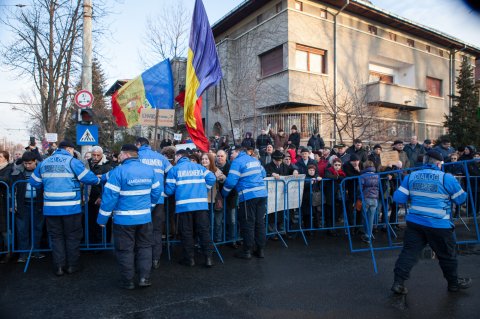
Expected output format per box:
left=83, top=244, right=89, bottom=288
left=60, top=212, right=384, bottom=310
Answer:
left=1, top=233, right=479, bottom=319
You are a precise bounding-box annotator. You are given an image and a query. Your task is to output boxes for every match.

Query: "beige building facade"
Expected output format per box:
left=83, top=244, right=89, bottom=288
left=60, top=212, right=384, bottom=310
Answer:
left=203, top=0, right=480, bottom=146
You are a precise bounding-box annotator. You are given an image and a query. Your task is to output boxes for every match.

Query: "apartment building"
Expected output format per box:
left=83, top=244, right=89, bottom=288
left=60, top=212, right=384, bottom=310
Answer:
left=202, top=0, right=480, bottom=145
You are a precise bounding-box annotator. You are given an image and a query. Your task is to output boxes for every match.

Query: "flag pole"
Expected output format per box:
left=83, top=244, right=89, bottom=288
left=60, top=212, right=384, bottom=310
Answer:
left=221, top=78, right=236, bottom=145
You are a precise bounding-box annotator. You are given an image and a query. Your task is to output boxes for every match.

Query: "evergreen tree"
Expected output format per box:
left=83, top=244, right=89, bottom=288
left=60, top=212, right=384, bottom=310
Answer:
left=64, top=58, right=117, bottom=151
left=444, top=58, right=480, bottom=147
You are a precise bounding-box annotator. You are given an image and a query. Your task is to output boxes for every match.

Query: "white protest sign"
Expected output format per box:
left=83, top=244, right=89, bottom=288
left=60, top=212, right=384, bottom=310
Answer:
left=45, top=133, right=58, bottom=142
left=174, top=133, right=182, bottom=141
left=175, top=143, right=197, bottom=151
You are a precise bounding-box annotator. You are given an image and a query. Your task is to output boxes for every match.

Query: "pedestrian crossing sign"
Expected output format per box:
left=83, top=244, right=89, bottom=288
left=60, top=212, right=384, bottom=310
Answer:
left=76, top=124, right=98, bottom=145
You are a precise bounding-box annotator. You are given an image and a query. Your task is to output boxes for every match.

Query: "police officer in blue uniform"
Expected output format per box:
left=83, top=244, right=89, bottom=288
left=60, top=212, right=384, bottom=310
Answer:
left=222, top=146, right=267, bottom=259
left=97, top=144, right=161, bottom=289
left=29, top=140, right=100, bottom=276
left=391, top=150, right=472, bottom=294
left=165, top=149, right=216, bottom=267
left=135, top=137, right=172, bottom=269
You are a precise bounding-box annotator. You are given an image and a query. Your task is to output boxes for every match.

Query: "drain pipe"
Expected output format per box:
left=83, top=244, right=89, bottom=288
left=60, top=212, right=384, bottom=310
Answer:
left=449, top=44, right=467, bottom=116
left=333, top=0, right=349, bottom=144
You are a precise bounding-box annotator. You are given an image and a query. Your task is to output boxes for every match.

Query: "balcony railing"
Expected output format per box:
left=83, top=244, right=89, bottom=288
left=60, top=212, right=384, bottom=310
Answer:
left=366, top=81, right=427, bottom=110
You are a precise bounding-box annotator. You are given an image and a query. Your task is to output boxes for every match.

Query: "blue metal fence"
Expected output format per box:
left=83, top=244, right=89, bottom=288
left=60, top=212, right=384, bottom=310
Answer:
left=3, top=159, right=480, bottom=273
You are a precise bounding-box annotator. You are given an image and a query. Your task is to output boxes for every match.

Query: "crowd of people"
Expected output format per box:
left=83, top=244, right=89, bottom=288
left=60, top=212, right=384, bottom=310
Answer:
left=0, top=127, right=478, bottom=292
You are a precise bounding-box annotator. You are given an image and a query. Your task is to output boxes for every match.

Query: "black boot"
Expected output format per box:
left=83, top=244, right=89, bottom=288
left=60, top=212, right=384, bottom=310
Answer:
left=205, top=256, right=214, bottom=268
left=234, top=250, right=252, bottom=260
left=448, top=277, right=472, bottom=292
left=179, top=257, right=195, bottom=267
left=54, top=266, right=65, bottom=277
left=138, top=278, right=152, bottom=287
left=253, top=248, right=265, bottom=258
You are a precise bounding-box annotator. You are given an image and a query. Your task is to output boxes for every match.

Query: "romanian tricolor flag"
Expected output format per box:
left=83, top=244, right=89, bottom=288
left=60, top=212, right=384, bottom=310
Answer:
left=185, top=0, right=223, bottom=152
left=112, top=59, right=174, bottom=127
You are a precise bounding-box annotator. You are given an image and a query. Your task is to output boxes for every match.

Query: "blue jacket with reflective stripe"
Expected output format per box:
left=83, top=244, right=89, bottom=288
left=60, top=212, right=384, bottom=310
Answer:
left=393, top=165, right=467, bottom=228
left=138, top=145, right=172, bottom=204
left=222, top=151, right=267, bottom=202
left=29, top=149, right=100, bottom=216
left=164, top=157, right=215, bottom=213
left=97, top=157, right=161, bottom=226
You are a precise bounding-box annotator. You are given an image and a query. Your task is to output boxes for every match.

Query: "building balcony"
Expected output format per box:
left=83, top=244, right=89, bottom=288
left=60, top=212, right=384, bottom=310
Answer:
left=366, top=81, right=427, bottom=110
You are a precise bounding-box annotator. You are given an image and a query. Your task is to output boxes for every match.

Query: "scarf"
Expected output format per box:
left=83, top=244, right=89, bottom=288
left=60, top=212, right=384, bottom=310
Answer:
left=327, top=166, right=346, bottom=177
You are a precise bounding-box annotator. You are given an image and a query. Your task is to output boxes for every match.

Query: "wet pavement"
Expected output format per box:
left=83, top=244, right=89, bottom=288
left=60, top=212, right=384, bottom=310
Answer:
left=1, top=234, right=479, bottom=319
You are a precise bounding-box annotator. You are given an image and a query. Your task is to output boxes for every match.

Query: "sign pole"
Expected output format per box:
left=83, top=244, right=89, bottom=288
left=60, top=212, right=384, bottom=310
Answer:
left=153, top=108, right=160, bottom=150
left=80, top=0, right=93, bottom=157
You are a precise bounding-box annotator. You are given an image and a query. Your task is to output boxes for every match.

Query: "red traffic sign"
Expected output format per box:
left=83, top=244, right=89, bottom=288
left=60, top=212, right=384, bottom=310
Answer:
left=74, top=90, right=94, bottom=108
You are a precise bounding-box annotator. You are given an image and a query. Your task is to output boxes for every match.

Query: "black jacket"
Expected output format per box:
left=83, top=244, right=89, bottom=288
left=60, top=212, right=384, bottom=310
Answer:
left=346, top=145, right=368, bottom=163
left=288, top=132, right=301, bottom=149
left=87, top=157, right=112, bottom=202
left=296, top=158, right=317, bottom=175
left=265, top=161, right=296, bottom=177
left=256, top=134, right=272, bottom=150
left=11, top=165, right=44, bottom=215
left=217, top=161, right=237, bottom=209
left=307, top=134, right=325, bottom=151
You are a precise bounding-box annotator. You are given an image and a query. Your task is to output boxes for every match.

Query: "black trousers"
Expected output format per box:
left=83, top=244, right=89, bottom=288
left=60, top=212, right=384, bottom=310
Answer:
left=238, top=197, right=267, bottom=252
left=113, top=222, right=153, bottom=281
left=87, top=200, right=112, bottom=245
left=46, top=214, right=83, bottom=268
left=394, top=221, right=458, bottom=284
left=178, top=210, right=213, bottom=259
left=152, top=204, right=165, bottom=260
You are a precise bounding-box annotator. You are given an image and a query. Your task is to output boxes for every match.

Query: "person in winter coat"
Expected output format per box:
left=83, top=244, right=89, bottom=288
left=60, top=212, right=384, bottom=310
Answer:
left=241, top=132, right=256, bottom=149
left=392, top=140, right=411, bottom=169
left=287, top=144, right=297, bottom=165
left=98, top=144, right=161, bottom=289
left=87, top=146, right=113, bottom=246
left=256, top=129, right=273, bottom=152
left=368, top=144, right=383, bottom=171
left=404, top=136, right=425, bottom=167
left=317, top=148, right=330, bottom=177
left=301, top=164, right=322, bottom=233
left=12, top=151, right=45, bottom=262
left=359, top=161, right=379, bottom=243
left=136, top=137, right=172, bottom=270
left=287, top=125, right=300, bottom=150
left=343, top=154, right=363, bottom=234
left=269, top=128, right=288, bottom=150
left=201, top=152, right=226, bottom=243
left=307, top=129, right=325, bottom=151
left=296, top=147, right=317, bottom=175
left=0, top=151, right=13, bottom=263
left=222, top=147, right=267, bottom=259
left=30, top=140, right=100, bottom=276
left=324, top=158, right=346, bottom=236
left=165, top=150, right=216, bottom=268
left=346, top=139, right=368, bottom=164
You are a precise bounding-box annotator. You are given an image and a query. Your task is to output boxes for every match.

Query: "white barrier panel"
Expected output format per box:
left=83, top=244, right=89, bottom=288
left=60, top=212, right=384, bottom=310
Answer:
left=265, top=174, right=305, bottom=214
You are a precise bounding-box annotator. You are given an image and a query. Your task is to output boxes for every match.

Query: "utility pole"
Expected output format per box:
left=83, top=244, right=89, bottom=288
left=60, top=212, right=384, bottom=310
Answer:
left=81, top=0, right=93, bottom=156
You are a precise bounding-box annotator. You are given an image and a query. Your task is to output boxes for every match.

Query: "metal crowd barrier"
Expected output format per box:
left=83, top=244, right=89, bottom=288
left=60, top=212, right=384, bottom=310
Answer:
left=1, top=181, right=10, bottom=257
left=4, top=159, right=480, bottom=274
